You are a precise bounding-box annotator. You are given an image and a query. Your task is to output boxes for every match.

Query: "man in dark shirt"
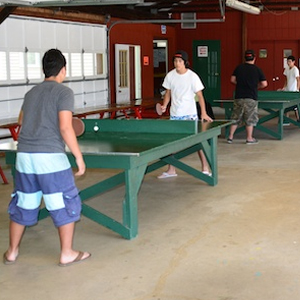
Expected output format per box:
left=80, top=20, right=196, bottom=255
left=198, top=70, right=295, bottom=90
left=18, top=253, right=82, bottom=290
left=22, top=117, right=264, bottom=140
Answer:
left=227, top=50, right=268, bottom=144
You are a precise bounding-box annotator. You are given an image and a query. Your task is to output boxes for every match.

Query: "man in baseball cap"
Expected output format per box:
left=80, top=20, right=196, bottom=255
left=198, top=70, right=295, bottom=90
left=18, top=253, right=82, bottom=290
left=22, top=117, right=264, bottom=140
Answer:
left=227, top=49, right=268, bottom=144
left=157, top=50, right=213, bottom=179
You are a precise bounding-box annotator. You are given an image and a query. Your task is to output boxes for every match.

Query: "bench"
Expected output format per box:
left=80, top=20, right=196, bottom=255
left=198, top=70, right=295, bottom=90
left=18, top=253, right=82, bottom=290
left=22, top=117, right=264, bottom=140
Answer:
left=74, top=98, right=161, bottom=119
left=0, top=98, right=161, bottom=141
left=0, top=118, right=20, bottom=183
left=0, top=117, right=20, bottom=141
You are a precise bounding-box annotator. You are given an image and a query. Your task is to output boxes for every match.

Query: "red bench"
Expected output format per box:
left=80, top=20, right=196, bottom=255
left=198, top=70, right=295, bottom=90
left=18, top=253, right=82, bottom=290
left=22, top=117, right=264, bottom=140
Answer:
left=0, top=118, right=20, bottom=184
left=73, top=98, right=161, bottom=119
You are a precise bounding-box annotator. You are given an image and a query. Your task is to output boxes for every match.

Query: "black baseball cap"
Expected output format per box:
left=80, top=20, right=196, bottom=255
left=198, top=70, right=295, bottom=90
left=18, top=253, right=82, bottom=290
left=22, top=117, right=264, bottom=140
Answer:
left=173, top=50, right=188, bottom=62
left=245, top=49, right=255, bottom=61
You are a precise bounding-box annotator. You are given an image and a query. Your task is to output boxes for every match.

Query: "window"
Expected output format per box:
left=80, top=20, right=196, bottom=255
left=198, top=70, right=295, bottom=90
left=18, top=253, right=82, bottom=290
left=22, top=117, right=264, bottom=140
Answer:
left=283, top=49, right=292, bottom=69
left=83, top=52, right=94, bottom=77
left=119, top=50, right=128, bottom=88
left=63, top=52, right=70, bottom=78
left=0, top=52, right=7, bottom=81
left=96, top=53, right=104, bottom=75
left=9, top=52, right=25, bottom=81
left=259, top=49, right=267, bottom=58
left=0, top=50, right=105, bottom=85
left=27, top=52, right=42, bottom=80
left=70, top=53, right=82, bottom=77
left=83, top=52, right=104, bottom=77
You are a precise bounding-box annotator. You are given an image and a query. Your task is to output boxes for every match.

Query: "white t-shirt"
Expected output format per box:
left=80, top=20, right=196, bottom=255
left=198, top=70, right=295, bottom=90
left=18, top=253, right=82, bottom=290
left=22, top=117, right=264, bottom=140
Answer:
left=162, top=68, right=204, bottom=117
left=283, top=65, right=299, bottom=91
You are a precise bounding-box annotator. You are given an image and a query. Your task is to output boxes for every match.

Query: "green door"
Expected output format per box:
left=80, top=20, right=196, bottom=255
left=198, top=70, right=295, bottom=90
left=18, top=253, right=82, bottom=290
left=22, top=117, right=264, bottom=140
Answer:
left=193, top=40, right=221, bottom=106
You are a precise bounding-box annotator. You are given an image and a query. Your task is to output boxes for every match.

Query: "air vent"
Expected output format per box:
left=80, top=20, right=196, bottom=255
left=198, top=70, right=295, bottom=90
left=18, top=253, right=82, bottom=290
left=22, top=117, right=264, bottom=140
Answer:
left=181, top=12, right=196, bottom=29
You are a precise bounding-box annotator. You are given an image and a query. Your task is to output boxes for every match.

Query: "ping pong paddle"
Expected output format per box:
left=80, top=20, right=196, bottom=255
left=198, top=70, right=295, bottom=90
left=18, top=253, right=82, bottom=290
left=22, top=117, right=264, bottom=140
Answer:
left=156, top=103, right=163, bottom=116
left=72, top=117, right=85, bottom=137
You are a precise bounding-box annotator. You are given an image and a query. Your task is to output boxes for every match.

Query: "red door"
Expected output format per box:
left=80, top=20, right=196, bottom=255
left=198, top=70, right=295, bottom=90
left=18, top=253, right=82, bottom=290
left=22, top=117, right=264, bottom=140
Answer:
left=250, top=41, right=298, bottom=90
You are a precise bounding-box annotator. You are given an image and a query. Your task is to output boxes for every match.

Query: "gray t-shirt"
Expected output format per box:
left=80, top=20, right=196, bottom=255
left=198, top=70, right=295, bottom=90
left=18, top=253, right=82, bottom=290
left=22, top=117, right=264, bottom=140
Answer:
left=18, top=81, right=74, bottom=153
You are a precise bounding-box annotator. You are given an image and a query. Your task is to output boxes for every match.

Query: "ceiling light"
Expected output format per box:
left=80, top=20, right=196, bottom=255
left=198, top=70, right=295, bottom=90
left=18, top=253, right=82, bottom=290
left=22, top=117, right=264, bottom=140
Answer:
left=158, top=7, right=172, bottom=12
left=135, top=1, right=155, bottom=6
left=226, top=0, right=261, bottom=15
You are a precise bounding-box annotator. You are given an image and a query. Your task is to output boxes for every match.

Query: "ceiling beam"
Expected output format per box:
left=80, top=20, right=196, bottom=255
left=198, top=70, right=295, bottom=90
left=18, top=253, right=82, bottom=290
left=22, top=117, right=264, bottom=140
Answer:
left=0, top=6, right=17, bottom=24
left=0, top=0, right=144, bottom=7
left=11, top=6, right=106, bottom=24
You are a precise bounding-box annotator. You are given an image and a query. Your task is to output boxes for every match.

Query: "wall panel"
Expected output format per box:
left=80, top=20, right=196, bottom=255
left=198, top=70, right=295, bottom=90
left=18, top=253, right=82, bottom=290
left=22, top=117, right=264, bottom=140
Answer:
left=0, top=17, right=108, bottom=122
left=109, top=21, right=176, bottom=102
left=175, top=10, right=300, bottom=99
left=41, top=21, right=56, bottom=51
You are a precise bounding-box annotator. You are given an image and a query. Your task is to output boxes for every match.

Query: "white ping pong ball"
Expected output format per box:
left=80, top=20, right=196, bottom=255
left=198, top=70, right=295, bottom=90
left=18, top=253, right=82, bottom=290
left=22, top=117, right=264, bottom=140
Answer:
left=94, top=125, right=99, bottom=132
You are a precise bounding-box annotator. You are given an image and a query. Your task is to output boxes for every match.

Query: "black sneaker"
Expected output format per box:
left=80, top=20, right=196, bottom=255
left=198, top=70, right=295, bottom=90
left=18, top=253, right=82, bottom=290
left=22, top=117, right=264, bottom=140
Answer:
left=227, top=138, right=233, bottom=144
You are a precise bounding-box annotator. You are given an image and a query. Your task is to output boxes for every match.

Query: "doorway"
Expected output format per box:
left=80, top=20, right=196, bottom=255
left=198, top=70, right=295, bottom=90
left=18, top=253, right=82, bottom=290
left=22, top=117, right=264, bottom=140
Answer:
left=192, top=40, right=221, bottom=106
left=153, top=40, right=168, bottom=98
left=115, top=43, right=141, bottom=104
left=250, top=40, right=299, bottom=90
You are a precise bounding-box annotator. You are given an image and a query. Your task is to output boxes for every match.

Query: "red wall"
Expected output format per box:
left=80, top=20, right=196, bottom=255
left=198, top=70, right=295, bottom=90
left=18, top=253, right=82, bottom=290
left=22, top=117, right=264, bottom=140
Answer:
left=109, top=22, right=176, bottom=103
left=175, top=10, right=300, bottom=98
left=175, top=12, right=245, bottom=98
left=109, top=10, right=300, bottom=101
left=248, top=11, right=300, bottom=41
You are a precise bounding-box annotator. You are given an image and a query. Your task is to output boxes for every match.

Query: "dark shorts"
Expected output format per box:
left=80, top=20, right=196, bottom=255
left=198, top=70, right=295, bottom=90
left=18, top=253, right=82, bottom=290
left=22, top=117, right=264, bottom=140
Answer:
left=231, top=98, right=258, bottom=126
left=8, top=153, right=82, bottom=228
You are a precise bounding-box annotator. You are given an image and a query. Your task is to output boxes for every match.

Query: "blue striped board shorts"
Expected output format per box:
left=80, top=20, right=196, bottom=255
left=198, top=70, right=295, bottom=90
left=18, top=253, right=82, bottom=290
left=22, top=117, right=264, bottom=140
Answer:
left=170, top=114, right=198, bottom=121
left=8, top=153, right=82, bottom=227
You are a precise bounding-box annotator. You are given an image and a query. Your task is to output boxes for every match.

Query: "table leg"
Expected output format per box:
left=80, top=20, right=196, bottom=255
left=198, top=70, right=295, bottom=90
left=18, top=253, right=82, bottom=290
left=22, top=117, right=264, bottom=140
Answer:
left=0, top=165, right=9, bottom=184
left=133, top=107, right=142, bottom=119
left=224, top=107, right=232, bottom=138
left=278, top=108, right=284, bottom=140
left=9, top=125, right=20, bottom=141
left=123, top=164, right=147, bottom=239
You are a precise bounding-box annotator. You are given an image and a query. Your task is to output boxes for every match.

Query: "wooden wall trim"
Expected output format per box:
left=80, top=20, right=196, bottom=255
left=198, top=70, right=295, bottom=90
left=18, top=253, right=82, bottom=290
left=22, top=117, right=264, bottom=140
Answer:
left=9, top=7, right=106, bottom=24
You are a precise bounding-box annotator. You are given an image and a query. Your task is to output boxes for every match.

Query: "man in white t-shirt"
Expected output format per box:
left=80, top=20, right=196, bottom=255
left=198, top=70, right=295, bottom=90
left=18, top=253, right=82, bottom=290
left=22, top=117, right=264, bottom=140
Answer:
left=283, top=56, right=300, bottom=92
left=157, top=50, right=213, bottom=179
left=282, top=55, right=300, bottom=121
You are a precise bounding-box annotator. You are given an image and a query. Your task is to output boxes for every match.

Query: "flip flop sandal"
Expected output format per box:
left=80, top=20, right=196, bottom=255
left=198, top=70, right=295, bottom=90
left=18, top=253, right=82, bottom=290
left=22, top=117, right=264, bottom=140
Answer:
left=157, top=172, right=178, bottom=179
left=58, top=251, right=91, bottom=267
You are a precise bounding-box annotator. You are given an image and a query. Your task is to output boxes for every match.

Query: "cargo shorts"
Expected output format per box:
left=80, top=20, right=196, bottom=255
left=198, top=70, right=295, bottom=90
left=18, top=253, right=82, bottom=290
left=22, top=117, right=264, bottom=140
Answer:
left=231, top=98, right=258, bottom=126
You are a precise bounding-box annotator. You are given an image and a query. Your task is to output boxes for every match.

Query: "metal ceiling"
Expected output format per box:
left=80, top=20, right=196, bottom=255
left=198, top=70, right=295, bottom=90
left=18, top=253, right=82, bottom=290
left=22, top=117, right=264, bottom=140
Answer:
left=0, top=0, right=300, bottom=21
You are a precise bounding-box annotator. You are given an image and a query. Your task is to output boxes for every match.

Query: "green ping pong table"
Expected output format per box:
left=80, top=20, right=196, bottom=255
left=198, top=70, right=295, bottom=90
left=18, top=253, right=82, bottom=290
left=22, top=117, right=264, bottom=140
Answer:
left=1, top=119, right=230, bottom=239
left=215, top=91, right=300, bottom=140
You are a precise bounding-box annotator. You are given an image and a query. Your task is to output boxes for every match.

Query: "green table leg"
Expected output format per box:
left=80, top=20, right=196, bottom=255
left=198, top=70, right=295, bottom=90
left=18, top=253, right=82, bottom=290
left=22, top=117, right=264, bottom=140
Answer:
left=224, top=107, right=232, bottom=138
left=123, top=164, right=147, bottom=239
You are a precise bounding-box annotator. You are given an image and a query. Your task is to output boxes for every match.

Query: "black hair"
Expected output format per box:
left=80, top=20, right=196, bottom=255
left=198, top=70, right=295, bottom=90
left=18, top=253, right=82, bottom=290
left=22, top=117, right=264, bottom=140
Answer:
left=287, top=55, right=296, bottom=61
left=42, top=49, right=66, bottom=78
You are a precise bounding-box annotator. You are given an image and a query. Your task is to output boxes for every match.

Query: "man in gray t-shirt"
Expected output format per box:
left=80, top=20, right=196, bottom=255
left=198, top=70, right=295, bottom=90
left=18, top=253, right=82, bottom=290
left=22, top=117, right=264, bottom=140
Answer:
left=18, top=81, right=74, bottom=153
left=4, top=49, right=91, bottom=267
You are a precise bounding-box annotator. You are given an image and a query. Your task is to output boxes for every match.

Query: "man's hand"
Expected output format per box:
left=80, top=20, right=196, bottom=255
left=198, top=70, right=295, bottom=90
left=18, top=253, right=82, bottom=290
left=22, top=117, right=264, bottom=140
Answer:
left=201, top=113, right=213, bottom=122
left=161, top=105, right=167, bottom=113
left=74, top=156, right=86, bottom=176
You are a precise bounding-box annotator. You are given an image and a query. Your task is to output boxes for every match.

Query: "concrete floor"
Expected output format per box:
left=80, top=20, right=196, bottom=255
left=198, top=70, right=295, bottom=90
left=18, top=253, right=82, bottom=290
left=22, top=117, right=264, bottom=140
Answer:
left=1, top=114, right=300, bottom=300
